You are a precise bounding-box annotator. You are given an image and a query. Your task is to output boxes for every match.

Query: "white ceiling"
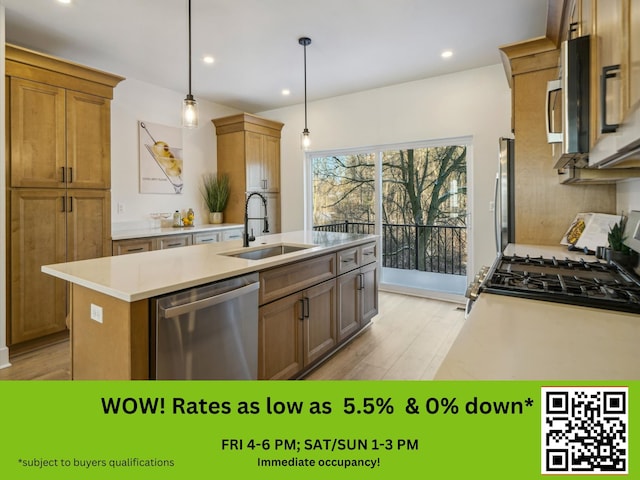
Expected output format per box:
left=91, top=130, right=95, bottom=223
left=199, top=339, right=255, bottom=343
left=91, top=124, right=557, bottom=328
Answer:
left=2, top=0, right=548, bottom=112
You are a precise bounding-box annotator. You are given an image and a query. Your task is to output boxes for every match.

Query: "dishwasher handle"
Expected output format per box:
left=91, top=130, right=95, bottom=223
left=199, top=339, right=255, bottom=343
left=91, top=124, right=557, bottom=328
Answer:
left=160, top=281, right=259, bottom=318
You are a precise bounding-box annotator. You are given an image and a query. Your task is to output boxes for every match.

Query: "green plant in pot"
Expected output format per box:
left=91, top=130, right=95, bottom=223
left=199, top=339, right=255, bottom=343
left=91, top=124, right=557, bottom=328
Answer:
left=607, top=217, right=637, bottom=268
left=201, top=172, right=230, bottom=224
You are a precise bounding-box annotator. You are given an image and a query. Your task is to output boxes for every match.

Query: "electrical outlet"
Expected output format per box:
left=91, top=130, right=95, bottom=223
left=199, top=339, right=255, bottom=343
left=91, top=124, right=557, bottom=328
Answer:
left=90, top=303, right=103, bottom=323
left=117, top=202, right=125, bottom=214
left=489, top=201, right=495, bottom=212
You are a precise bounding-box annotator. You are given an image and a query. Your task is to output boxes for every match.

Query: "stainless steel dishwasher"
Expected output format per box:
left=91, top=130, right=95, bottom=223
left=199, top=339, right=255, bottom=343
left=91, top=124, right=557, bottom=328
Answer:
left=151, top=273, right=259, bottom=380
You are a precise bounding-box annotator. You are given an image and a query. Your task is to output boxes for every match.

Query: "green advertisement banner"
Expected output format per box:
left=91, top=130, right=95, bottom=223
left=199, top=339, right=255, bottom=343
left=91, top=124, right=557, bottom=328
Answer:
left=0, top=381, right=631, bottom=479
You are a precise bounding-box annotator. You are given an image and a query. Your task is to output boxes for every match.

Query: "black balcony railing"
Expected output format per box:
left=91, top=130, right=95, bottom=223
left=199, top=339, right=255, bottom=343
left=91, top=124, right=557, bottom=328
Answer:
left=314, top=220, right=466, bottom=275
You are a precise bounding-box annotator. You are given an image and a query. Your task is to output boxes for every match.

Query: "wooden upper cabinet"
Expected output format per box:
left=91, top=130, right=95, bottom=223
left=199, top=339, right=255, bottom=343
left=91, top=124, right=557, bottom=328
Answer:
left=10, top=84, right=112, bottom=189
left=6, top=44, right=123, bottom=189
left=245, top=131, right=280, bottom=192
left=10, top=78, right=66, bottom=188
left=629, top=0, right=640, bottom=113
left=591, top=0, right=625, bottom=145
left=66, top=91, right=111, bottom=189
left=213, top=113, right=284, bottom=226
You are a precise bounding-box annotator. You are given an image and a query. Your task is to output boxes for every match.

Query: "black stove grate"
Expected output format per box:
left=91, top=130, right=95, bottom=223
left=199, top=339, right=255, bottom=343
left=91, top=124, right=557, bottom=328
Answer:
left=481, top=255, right=640, bottom=314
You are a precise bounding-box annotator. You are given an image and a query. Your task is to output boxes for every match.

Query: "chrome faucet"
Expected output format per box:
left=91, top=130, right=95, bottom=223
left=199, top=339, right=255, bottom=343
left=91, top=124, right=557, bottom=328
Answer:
left=243, top=192, right=269, bottom=247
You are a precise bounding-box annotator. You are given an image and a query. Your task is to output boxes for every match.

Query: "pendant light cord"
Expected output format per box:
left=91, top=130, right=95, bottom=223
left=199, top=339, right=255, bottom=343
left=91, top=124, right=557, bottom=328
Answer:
left=188, top=0, right=192, bottom=96
left=303, top=42, right=307, bottom=130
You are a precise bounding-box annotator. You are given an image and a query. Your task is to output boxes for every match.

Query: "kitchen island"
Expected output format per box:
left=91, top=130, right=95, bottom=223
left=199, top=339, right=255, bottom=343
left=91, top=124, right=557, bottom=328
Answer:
left=42, top=230, right=379, bottom=380
left=435, top=244, right=640, bottom=380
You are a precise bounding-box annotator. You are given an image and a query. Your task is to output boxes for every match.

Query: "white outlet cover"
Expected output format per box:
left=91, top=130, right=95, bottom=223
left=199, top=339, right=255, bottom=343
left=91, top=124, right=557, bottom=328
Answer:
left=90, top=303, right=103, bottom=323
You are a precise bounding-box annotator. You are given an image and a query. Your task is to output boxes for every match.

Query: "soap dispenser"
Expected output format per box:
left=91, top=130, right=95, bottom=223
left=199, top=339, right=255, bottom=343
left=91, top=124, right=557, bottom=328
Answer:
left=172, top=210, right=182, bottom=227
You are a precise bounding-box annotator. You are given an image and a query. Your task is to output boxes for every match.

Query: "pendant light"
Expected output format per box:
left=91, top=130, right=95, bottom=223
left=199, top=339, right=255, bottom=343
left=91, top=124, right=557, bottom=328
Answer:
left=299, top=37, right=312, bottom=150
left=182, top=0, right=198, bottom=128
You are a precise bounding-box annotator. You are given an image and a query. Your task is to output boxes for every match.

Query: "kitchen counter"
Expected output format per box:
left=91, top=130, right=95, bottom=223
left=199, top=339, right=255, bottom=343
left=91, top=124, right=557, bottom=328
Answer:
left=111, top=223, right=243, bottom=241
left=42, top=230, right=378, bottom=302
left=435, top=243, right=640, bottom=380
left=41, top=230, right=379, bottom=380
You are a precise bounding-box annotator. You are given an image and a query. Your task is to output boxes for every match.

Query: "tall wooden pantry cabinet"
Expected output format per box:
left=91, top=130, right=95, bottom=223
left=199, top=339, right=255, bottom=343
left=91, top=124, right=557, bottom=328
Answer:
left=5, top=45, right=124, bottom=353
left=212, top=113, right=284, bottom=235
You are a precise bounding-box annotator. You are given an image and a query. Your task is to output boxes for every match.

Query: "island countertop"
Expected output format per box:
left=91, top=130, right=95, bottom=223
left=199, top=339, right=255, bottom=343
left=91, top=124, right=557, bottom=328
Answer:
left=42, top=230, right=378, bottom=302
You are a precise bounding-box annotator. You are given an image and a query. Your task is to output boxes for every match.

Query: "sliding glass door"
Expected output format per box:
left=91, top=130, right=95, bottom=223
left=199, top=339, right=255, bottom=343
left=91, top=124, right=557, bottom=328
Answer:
left=309, top=140, right=469, bottom=296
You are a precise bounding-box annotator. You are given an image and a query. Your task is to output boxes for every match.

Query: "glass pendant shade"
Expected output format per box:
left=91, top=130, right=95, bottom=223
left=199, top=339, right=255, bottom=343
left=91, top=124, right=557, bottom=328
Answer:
left=301, top=128, right=311, bottom=150
left=182, top=94, right=198, bottom=128
left=299, top=36, right=312, bottom=151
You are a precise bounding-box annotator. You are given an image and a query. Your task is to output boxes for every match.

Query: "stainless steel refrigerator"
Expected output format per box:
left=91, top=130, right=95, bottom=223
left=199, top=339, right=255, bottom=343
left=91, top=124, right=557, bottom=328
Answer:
left=494, top=137, right=515, bottom=252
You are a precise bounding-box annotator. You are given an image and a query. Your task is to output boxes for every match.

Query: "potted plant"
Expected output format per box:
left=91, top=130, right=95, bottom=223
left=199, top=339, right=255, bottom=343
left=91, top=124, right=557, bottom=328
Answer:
left=606, top=217, right=637, bottom=268
left=201, top=172, right=230, bottom=224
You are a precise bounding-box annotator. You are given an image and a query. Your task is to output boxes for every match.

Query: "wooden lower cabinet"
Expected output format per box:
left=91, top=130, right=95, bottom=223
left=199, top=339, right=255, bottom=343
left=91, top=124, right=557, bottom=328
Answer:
left=9, top=188, right=110, bottom=347
left=156, top=234, right=192, bottom=250
left=337, top=262, right=379, bottom=343
left=10, top=190, right=67, bottom=345
left=258, top=279, right=337, bottom=380
left=112, top=228, right=243, bottom=255
left=112, top=237, right=155, bottom=255
left=337, top=269, right=361, bottom=341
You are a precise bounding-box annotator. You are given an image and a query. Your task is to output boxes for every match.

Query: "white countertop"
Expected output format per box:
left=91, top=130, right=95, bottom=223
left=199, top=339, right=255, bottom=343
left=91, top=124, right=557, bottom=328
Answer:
left=42, top=230, right=378, bottom=302
left=111, top=223, right=243, bottom=240
left=435, top=243, right=640, bottom=380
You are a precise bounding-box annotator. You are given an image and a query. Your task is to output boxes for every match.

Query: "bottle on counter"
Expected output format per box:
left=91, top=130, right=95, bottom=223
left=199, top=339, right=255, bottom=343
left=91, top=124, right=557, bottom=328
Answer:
left=173, top=210, right=182, bottom=227
left=181, top=208, right=195, bottom=227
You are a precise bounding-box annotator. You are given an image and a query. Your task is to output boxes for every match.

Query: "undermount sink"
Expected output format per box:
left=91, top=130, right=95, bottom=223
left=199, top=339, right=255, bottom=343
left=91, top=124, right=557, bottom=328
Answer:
left=222, top=244, right=314, bottom=260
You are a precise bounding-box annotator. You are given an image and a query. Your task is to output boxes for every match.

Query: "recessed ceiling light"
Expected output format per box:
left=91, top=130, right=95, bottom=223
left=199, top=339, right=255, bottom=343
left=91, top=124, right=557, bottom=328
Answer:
left=203, top=56, right=214, bottom=64
left=57, top=0, right=72, bottom=4
left=281, top=89, right=291, bottom=96
left=441, top=50, right=453, bottom=59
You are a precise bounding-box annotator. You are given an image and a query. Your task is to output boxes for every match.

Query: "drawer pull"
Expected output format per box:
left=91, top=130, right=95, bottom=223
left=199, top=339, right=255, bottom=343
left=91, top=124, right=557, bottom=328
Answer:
left=341, top=257, right=355, bottom=263
left=128, top=247, right=144, bottom=252
left=167, top=242, right=182, bottom=247
left=200, top=238, right=214, bottom=243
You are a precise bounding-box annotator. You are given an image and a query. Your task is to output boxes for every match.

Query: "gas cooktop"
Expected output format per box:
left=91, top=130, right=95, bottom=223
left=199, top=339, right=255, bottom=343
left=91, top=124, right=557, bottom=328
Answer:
left=480, top=254, right=640, bottom=314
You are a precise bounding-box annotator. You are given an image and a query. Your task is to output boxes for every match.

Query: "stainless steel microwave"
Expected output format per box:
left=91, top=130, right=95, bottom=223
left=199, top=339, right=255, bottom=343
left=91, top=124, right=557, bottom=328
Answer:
left=546, top=35, right=590, bottom=166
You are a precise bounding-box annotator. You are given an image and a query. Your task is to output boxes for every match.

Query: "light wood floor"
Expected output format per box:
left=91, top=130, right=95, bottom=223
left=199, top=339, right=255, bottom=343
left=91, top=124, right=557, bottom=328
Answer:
left=0, top=292, right=465, bottom=381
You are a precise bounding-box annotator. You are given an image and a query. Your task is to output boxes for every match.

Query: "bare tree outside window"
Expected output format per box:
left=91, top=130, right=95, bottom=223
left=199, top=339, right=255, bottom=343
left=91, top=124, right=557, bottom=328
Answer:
left=312, top=145, right=467, bottom=276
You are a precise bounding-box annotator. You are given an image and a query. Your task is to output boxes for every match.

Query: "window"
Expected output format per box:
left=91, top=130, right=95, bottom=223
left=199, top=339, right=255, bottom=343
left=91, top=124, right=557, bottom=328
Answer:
left=310, top=138, right=469, bottom=295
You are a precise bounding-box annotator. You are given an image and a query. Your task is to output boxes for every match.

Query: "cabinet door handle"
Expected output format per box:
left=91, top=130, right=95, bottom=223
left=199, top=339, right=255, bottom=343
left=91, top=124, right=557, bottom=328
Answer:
left=68, top=166, right=73, bottom=183
left=298, top=299, right=305, bottom=321
left=359, top=273, right=365, bottom=290
left=601, top=64, right=621, bottom=134
left=303, top=297, right=310, bottom=318
left=68, top=196, right=73, bottom=213
left=262, top=179, right=267, bottom=190
left=545, top=79, right=562, bottom=143
left=61, top=196, right=66, bottom=212
left=60, top=167, right=66, bottom=183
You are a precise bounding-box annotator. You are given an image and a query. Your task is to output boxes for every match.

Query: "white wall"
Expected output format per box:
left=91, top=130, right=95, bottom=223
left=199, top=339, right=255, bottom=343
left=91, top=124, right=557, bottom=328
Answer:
left=110, top=78, right=240, bottom=229
left=617, top=179, right=640, bottom=215
left=258, top=64, right=512, bottom=275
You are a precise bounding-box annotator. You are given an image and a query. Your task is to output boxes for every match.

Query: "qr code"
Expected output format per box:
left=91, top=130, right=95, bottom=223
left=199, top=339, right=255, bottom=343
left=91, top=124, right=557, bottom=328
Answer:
left=542, top=386, right=628, bottom=475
